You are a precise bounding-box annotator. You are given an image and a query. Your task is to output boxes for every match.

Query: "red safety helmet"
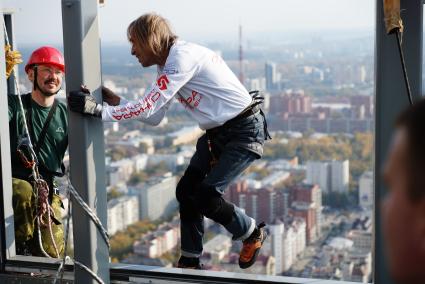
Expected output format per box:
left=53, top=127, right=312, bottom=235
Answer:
left=25, top=46, right=65, bottom=74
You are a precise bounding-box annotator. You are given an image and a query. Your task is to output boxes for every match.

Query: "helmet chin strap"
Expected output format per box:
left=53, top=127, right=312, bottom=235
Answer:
left=33, top=66, right=60, bottom=97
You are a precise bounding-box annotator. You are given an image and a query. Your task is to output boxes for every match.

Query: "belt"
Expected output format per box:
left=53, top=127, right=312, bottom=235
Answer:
left=226, top=103, right=261, bottom=125
left=208, top=103, right=261, bottom=135
left=207, top=90, right=271, bottom=140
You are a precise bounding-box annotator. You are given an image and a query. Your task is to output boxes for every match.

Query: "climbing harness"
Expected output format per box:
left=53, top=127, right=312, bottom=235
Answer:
left=205, top=90, right=271, bottom=170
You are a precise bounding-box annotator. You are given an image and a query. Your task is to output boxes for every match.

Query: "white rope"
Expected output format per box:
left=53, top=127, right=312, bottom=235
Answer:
left=74, top=260, right=106, bottom=284
left=67, top=178, right=110, bottom=248
left=53, top=255, right=70, bottom=284
left=2, top=18, right=38, bottom=164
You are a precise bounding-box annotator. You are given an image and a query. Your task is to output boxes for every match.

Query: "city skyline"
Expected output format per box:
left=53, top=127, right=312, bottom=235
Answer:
left=3, top=0, right=374, bottom=45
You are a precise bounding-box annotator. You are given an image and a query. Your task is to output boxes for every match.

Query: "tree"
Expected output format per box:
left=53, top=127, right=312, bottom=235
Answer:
left=107, top=187, right=124, bottom=201
left=128, top=171, right=148, bottom=186
left=110, top=221, right=158, bottom=261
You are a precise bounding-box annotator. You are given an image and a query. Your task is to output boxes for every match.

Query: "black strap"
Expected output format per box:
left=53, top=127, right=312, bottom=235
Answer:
left=25, top=94, right=58, bottom=154
left=22, top=95, right=64, bottom=205
left=24, top=94, right=66, bottom=178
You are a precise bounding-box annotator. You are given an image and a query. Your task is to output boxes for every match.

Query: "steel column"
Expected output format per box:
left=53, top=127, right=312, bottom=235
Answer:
left=0, top=12, right=17, bottom=271
left=374, top=0, right=423, bottom=283
left=61, top=0, right=109, bottom=283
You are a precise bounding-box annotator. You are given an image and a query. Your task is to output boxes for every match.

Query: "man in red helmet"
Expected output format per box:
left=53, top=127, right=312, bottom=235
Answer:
left=6, top=46, right=67, bottom=257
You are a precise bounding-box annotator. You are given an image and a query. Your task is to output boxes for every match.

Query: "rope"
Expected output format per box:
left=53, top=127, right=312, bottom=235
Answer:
left=66, top=178, right=110, bottom=248
left=2, top=19, right=38, bottom=163
left=395, top=30, right=413, bottom=105
left=73, top=260, right=105, bottom=284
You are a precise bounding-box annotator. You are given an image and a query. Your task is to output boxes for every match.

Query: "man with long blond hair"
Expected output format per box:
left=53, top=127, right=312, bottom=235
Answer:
left=68, top=13, right=270, bottom=269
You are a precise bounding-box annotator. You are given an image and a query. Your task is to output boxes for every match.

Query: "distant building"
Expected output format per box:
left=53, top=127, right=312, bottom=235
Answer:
left=328, top=237, right=353, bottom=250
left=132, top=154, right=149, bottom=172
left=267, top=157, right=301, bottom=172
left=112, top=122, right=119, bottom=132
left=249, top=77, right=266, bottom=92
left=306, top=161, right=330, bottom=193
left=269, top=90, right=311, bottom=116
left=225, top=181, right=286, bottom=224
left=262, top=171, right=290, bottom=187
left=202, top=234, right=232, bottom=264
left=306, top=160, right=349, bottom=193
left=138, top=175, right=178, bottom=221
left=111, top=158, right=135, bottom=179
left=265, top=62, right=279, bottom=91
left=350, top=95, right=373, bottom=119
left=133, top=220, right=179, bottom=258
left=331, top=160, right=350, bottom=193
left=147, top=154, right=185, bottom=171
left=107, top=158, right=136, bottom=186
left=112, top=131, right=155, bottom=154
left=244, top=171, right=290, bottom=189
left=271, top=117, right=373, bottom=134
left=269, top=222, right=284, bottom=274
left=359, top=171, right=373, bottom=208
left=108, top=195, right=139, bottom=235
left=290, top=201, right=317, bottom=244
left=104, top=79, right=128, bottom=95
left=290, top=184, right=322, bottom=241
left=347, top=230, right=372, bottom=253
left=106, top=154, right=149, bottom=186
left=270, top=218, right=306, bottom=273
left=167, top=126, right=203, bottom=146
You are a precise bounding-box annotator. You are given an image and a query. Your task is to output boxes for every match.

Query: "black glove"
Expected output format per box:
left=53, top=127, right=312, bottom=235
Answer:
left=68, top=91, right=103, bottom=117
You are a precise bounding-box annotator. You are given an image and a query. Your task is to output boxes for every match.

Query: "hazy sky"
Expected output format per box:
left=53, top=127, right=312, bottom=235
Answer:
left=2, top=0, right=374, bottom=45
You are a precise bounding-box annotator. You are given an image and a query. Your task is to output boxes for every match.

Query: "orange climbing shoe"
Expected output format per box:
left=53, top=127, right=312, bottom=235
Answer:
left=239, top=222, right=267, bottom=269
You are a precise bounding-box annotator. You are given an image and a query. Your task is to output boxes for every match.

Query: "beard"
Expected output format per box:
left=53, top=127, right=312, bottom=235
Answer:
left=37, top=79, right=60, bottom=96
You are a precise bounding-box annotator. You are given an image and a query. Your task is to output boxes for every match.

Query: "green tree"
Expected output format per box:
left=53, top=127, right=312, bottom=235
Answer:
left=110, top=221, right=158, bottom=261
left=107, top=187, right=124, bottom=201
left=128, top=171, right=148, bottom=186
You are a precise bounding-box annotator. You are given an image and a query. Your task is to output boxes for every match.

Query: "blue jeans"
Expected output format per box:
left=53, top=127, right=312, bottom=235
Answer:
left=176, top=111, right=266, bottom=258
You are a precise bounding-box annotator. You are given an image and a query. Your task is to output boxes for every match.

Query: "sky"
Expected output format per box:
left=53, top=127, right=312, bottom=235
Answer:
left=2, top=0, right=375, bottom=45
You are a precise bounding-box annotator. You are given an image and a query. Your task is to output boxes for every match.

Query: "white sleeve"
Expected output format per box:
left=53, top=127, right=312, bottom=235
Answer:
left=116, top=98, right=171, bottom=126
left=101, top=54, right=197, bottom=123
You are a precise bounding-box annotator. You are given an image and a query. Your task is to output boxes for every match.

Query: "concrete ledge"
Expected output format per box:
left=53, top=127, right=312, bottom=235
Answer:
left=3, top=256, right=362, bottom=284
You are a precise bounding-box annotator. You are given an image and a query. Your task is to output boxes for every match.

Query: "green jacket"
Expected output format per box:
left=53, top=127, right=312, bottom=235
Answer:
left=8, top=93, right=68, bottom=180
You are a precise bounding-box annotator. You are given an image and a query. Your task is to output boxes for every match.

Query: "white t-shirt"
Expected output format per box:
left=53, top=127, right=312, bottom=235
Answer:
left=102, top=40, right=252, bottom=130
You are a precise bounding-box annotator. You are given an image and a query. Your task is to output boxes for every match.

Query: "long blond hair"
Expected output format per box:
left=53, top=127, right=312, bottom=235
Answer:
left=127, top=13, right=177, bottom=61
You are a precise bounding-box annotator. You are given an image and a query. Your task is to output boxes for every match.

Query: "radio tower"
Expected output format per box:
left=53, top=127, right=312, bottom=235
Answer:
left=239, top=24, right=244, bottom=85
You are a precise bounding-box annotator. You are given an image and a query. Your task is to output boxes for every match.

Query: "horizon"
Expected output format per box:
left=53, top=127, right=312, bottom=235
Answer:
left=3, top=0, right=374, bottom=46
left=14, top=28, right=374, bottom=48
